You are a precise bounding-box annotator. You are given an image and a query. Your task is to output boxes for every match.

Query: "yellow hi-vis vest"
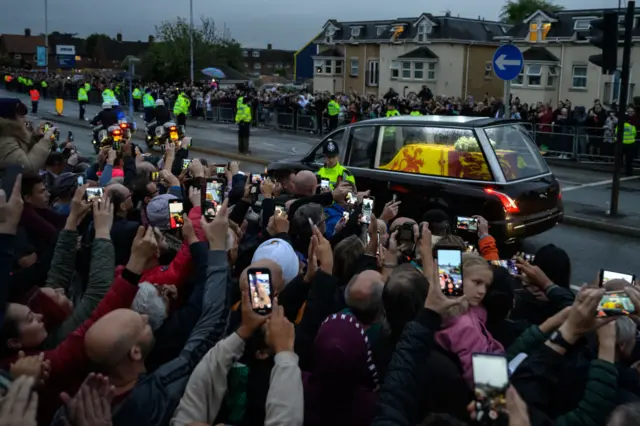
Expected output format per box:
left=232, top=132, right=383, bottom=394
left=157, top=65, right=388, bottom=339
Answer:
left=621, top=122, right=637, bottom=144
left=327, top=100, right=340, bottom=116
left=317, top=162, right=356, bottom=189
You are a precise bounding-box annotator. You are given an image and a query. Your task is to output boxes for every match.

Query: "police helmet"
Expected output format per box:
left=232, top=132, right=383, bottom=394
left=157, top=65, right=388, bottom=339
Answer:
left=155, top=99, right=165, bottom=107
left=102, top=101, right=113, bottom=109
left=322, top=139, right=339, bottom=157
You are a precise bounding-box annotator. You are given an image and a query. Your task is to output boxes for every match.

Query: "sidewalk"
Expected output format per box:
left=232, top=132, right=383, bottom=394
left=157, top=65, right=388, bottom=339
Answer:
left=561, top=176, right=640, bottom=237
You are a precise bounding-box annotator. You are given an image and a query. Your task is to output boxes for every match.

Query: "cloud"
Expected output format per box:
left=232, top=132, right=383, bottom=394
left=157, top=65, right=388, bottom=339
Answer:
left=0, top=0, right=614, bottom=50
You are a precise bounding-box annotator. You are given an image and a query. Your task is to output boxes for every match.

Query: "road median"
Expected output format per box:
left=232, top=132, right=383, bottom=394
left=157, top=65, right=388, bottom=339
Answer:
left=562, top=200, right=640, bottom=238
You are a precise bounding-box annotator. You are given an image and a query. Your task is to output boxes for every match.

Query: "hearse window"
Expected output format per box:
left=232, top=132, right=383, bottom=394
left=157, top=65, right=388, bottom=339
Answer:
left=312, top=130, right=346, bottom=163
left=376, top=126, right=493, bottom=181
left=483, top=124, right=549, bottom=181
left=347, top=126, right=377, bottom=168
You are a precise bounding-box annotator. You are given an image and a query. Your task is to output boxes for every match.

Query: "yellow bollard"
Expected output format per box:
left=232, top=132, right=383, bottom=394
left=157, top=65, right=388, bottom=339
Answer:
left=55, top=98, right=64, bottom=116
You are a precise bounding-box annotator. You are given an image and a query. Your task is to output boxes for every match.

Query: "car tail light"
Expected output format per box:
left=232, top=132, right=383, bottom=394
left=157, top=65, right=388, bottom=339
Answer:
left=484, top=188, right=520, bottom=214
left=113, top=129, right=122, bottom=135
left=170, top=126, right=177, bottom=131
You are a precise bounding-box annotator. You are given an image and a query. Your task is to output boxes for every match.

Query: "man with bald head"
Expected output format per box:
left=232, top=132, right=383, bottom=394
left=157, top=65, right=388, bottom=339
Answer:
left=344, top=269, right=385, bottom=329
left=83, top=202, right=232, bottom=425
left=293, top=170, right=318, bottom=198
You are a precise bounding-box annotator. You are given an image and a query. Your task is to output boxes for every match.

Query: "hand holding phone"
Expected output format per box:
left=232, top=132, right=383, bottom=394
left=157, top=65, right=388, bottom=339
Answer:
left=168, top=200, right=185, bottom=228
left=456, top=216, right=478, bottom=232
left=472, top=354, right=508, bottom=424
left=599, top=269, right=636, bottom=287
left=202, top=179, right=224, bottom=221
left=85, top=187, right=104, bottom=202
left=360, top=196, right=375, bottom=224
left=437, top=249, right=463, bottom=297
left=248, top=268, right=273, bottom=315
left=596, top=291, right=637, bottom=317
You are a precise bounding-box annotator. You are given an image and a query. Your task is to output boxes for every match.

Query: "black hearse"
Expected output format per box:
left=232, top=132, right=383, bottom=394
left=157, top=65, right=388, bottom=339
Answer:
left=267, top=115, right=563, bottom=246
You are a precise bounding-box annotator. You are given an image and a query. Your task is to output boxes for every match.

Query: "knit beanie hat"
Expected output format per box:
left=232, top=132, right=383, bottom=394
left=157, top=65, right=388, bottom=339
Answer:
left=252, top=238, right=299, bottom=285
left=146, top=193, right=178, bottom=230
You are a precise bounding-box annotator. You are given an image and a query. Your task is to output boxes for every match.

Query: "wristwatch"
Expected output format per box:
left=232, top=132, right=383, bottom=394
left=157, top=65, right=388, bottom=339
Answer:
left=548, top=330, right=574, bottom=350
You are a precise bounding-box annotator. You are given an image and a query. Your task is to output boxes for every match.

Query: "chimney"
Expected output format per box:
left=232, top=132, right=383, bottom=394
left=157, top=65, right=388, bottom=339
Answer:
left=267, top=43, right=272, bottom=50
left=24, top=28, right=31, bottom=37
left=116, top=33, right=122, bottom=43
left=148, top=35, right=154, bottom=43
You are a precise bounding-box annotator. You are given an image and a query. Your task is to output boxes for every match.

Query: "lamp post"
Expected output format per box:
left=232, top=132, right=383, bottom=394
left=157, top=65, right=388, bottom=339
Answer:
left=189, top=0, right=194, bottom=84
left=44, top=0, right=48, bottom=72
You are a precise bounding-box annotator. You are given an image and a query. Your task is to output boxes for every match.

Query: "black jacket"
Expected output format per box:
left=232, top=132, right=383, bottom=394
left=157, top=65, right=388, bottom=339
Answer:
left=153, top=106, right=171, bottom=125
left=90, top=109, right=118, bottom=128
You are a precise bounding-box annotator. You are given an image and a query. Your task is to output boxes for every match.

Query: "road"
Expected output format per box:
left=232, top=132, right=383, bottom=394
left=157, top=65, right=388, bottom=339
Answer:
left=8, top=90, right=640, bottom=286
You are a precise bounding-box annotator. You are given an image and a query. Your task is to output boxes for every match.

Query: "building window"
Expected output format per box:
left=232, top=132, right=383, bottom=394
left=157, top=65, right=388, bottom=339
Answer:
left=325, top=27, right=335, bottom=43
left=324, top=59, right=332, bottom=74
left=547, top=66, right=558, bottom=86
left=351, top=27, right=361, bottom=38
left=427, top=63, right=436, bottom=80
left=376, top=26, right=387, bottom=37
left=574, top=19, right=591, bottom=30
left=368, top=60, right=380, bottom=86
left=254, top=63, right=261, bottom=70
left=390, top=61, right=400, bottom=79
left=252, top=51, right=260, bottom=58
left=484, top=62, right=492, bottom=78
left=335, top=60, right=343, bottom=74
left=350, top=58, right=359, bottom=76
left=413, top=62, right=424, bottom=80
left=528, top=21, right=551, bottom=42
left=314, top=59, right=323, bottom=74
left=572, top=65, right=588, bottom=88
left=242, top=50, right=248, bottom=57
left=417, top=22, right=431, bottom=43
left=513, top=69, right=524, bottom=85
left=401, top=62, right=411, bottom=79
left=526, top=65, right=542, bottom=86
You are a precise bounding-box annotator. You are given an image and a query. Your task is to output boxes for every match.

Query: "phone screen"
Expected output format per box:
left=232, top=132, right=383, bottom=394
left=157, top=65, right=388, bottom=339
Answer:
left=251, top=174, right=262, bottom=185
left=361, top=197, right=374, bottom=224
left=396, top=226, right=414, bottom=243
left=77, top=176, right=84, bottom=186
left=437, top=249, right=463, bottom=297
left=169, top=201, right=185, bottom=228
left=215, top=165, right=226, bottom=175
left=472, top=354, right=508, bottom=424
left=600, top=269, right=636, bottom=287
left=489, top=260, right=519, bottom=276
left=151, top=171, right=159, bottom=182
left=275, top=204, right=285, bottom=216
left=596, top=291, right=637, bottom=317
left=343, top=211, right=350, bottom=221
left=456, top=216, right=478, bottom=232
left=320, top=179, right=330, bottom=190
left=248, top=269, right=273, bottom=315
left=203, top=180, right=223, bottom=220
left=182, top=159, right=190, bottom=170
left=85, top=187, right=104, bottom=202
left=346, top=192, right=356, bottom=205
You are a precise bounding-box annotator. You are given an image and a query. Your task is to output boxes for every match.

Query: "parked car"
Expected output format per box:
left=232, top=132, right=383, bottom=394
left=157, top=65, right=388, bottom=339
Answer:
left=267, top=115, right=563, bottom=248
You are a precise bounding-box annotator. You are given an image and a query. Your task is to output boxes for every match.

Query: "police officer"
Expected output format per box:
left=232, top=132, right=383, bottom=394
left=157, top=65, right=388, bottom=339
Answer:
left=235, top=95, right=252, bottom=154
left=132, top=86, right=142, bottom=112
left=78, top=84, right=89, bottom=120
left=142, top=89, right=155, bottom=123
left=621, top=105, right=638, bottom=177
left=317, top=139, right=355, bottom=189
left=173, top=92, right=190, bottom=128
left=386, top=102, right=400, bottom=117
left=326, top=95, right=340, bottom=131
left=410, top=105, right=422, bottom=116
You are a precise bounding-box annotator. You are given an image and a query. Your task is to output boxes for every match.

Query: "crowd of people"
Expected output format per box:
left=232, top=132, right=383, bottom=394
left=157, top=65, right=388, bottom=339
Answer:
left=0, top=91, right=639, bottom=426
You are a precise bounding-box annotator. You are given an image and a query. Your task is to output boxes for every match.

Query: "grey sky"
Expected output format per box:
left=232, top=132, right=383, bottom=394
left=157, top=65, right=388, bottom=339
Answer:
left=0, top=0, right=617, bottom=50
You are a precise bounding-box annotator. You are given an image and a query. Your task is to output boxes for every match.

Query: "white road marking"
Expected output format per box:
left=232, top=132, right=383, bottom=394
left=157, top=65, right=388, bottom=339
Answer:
left=562, top=175, right=640, bottom=192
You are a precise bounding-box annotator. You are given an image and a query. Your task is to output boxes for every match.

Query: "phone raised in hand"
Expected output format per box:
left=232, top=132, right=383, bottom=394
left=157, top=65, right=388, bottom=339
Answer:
left=360, top=196, right=375, bottom=224
left=215, top=164, right=226, bottom=176
left=472, top=353, right=509, bottom=425
left=84, top=187, right=104, bottom=202
left=456, top=216, right=478, bottom=232
left=596, top=291, right=637, bottom=317
left=437, top=248, right=463, bottom=297
left=275, top=203, right=286, bottom=217
left=248, top=268, right=273, bottom=315
left=202, top=178, right=224, bottom=221
left=168, top=200, right=185, bottom=229
left=0, top=164, right=24, bottom=200
left=182, top=159, right=191, bottom=171
left=599, top=269, right=636, bottom=287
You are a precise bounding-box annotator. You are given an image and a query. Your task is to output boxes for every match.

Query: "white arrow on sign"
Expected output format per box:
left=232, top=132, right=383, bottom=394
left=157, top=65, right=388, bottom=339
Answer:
left=495, top=54, right=522, bottom=71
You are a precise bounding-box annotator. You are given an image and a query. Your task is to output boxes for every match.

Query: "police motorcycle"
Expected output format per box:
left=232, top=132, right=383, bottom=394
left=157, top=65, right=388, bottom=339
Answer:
left=93, top=124, right=126, bottom=153
left=145, top=121, right=185, bottom=151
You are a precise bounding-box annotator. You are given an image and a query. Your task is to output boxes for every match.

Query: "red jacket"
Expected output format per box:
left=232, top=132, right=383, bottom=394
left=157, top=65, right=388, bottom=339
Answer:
left=2, top=274, right=140, bottom=424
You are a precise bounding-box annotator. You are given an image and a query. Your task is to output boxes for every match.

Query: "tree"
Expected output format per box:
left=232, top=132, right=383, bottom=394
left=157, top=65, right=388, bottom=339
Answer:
left=140, top=16, right=243, bottom=83
left=499, top=0, right=564, bottom=24
left=85, top=33, right=111, bottom=64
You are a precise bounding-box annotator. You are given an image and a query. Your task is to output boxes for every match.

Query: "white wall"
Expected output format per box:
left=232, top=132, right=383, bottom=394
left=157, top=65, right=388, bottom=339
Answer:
left=379, top=43, right=466, bottom=97
left=313, top=75, right=343, bottom=93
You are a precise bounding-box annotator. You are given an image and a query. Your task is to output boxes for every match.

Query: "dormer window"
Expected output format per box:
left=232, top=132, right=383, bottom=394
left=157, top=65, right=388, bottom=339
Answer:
left=325, top=27, right=336, bottom=43
left=528, top=21, right=551, bottom=42
left=574, top=19, right=591, bottom=31
left=391, top=25, right=405, bottom=41
left=376, top=26, right=387, bottom=37
left=350, top=27, right=361, bottom=38
left=417, top=22, right=432, bottom=43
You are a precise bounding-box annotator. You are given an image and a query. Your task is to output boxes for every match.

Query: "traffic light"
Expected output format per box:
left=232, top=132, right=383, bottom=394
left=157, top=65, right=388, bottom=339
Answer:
left=588, top=12, right=619, bottom=74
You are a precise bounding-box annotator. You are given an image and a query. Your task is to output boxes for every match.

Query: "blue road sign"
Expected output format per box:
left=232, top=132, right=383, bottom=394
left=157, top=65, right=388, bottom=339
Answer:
left=36, top=46, right=47, bottom=67
left=492, top=44, right=524, bottom=81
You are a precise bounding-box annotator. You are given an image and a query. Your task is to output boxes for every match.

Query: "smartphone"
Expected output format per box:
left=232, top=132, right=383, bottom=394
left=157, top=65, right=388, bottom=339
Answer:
left=376, top=230, right=381, bottom=256
left=343, top=211, right=350, bottom=221
left=215, top=164, right=226, bottom=175
left=437, top=248, right=463, bottom=297
left=596, top=291, right=637, bottom=317
left=168, top=200, right=185, bottom=229
left=456, top=216, right=478, bottom=232
left=151, top=171, right=159, bottom=182
left=275, top=203, right=286, bottom=216
left=182, top=159, right=190, bottom=171
left=361, top=196, right=375, bottom=224
left=0, top=164, right=23, bottom=200
left=599, top=269, right=636, bottom=287
left=248, top=268, right=273, bottom=315
left=251, top=174, right=262, bottom=185
left=346, top=191, right=356, bottom=205
left=77, top=176, right=84, bottom=186
left=396, top=224, right=414, bottom=243
left=203, top=178, right=224, bottom=221
left=320, top=179, right=330, bottom=191
left=518, top=252, right=535, bottom=263
left=85, top=187, right=104, bottom=202
left=489, top=260, right=519, bottom=276
left=472, top=353, right=509, bottom=424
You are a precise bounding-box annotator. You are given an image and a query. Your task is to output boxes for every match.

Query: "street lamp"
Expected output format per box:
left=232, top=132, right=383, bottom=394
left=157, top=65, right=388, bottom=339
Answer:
left=190, top=0, right=194, bottom=84
left=44, top=0, right=48, bottom=72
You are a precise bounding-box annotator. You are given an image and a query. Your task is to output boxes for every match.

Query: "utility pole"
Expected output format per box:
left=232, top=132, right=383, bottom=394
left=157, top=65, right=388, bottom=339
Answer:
left=44, top=0, right=48, bottom=72
left=610, top=0, right=635, bottom=215
left=189, top=0, right=194, bottom=84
